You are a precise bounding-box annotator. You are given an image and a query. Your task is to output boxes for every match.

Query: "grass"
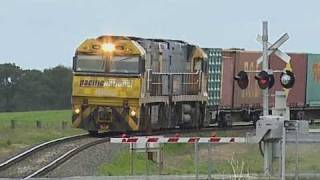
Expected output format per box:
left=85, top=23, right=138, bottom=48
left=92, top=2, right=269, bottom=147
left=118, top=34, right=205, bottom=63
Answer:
left=0, top=110, right=85, bottom=160
left=98, top=134, right=320, bottom=176
left=99, top=151, right=159, bottom=176
left=0, top=110, right=72, bottom=123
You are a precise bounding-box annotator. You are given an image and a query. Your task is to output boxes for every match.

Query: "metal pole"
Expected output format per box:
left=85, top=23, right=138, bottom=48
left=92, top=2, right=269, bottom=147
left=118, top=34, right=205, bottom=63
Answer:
left=262, top=21, right=271, bottom=175
left=145, top=143, right=149, bottom=177
left=157, top=144, right=163, bottom=175
left=281, top=125, right=286, bottom=180
left=130, top=144, right=133, bottom=175
left=264, top=142, right=272, bottom=176
left=295, top=123, right=299, bottom=180
left=207, top=143, right=212, bottom=180
left=262, top=21, right=269, bottom=116
left=194, top=141, right=199, bottom=180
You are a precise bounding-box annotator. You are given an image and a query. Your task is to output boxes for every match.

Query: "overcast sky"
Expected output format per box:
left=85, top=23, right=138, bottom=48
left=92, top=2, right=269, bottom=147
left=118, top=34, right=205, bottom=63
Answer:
left=0, top=0, right=319, bottom=69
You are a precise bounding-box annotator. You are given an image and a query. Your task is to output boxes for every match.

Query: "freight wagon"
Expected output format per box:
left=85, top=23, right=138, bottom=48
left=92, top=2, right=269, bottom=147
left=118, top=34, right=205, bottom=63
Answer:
left=205, top=48, right=320, bottom=127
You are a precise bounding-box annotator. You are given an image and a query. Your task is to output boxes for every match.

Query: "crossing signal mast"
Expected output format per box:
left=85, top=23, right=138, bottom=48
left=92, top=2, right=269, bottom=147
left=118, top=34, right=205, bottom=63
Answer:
left=234, top=22, right=297, bottom=176
left=234, top=21, right=295, bottom=116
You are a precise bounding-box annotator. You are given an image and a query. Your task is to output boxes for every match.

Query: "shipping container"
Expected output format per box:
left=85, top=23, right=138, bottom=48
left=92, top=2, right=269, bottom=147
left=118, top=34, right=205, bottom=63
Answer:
left=306, top=54, right=320, bottom=106
left=204, top=48, right=223, bottom=106
left=233, top=51, right=262, bottom=108
left=269, top=53, right=307, bottom=107
left=221, top=50, right=237, bottom=108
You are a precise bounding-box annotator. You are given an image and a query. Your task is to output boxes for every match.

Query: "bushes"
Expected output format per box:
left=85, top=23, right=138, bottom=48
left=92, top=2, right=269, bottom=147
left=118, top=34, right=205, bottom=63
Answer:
left=0, top=63, right=72, bottom=112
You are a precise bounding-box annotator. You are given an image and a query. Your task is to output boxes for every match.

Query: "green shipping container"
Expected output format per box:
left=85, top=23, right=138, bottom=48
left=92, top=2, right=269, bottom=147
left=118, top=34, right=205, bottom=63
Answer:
left=203, top=48, right=222, bottom=106
left=306, top=54, right=320, bottom=106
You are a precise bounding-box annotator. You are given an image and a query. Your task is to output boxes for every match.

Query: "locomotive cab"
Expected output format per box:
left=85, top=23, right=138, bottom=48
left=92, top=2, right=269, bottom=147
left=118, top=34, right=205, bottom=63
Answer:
left=71, top=36, right=145, bottom=134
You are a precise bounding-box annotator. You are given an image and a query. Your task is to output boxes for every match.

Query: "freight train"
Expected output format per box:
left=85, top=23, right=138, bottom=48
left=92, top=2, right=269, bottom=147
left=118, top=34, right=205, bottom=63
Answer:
left=71, top=35, right=320, bottom=134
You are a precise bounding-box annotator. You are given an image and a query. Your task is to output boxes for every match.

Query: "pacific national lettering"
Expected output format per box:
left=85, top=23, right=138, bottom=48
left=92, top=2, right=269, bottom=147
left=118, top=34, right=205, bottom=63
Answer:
left=79, top=79, right=133, bottom=88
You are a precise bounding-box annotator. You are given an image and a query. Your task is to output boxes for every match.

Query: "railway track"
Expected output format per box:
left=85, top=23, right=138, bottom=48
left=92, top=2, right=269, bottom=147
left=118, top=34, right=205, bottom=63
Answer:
left=0, top=133, right=112, bottom=179
left=0, top=124, right=253, bottom=178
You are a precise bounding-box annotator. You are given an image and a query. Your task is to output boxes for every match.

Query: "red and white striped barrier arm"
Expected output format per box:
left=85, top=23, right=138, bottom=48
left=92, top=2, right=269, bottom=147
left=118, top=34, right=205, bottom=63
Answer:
left=110, top=136, right=247, bottom=144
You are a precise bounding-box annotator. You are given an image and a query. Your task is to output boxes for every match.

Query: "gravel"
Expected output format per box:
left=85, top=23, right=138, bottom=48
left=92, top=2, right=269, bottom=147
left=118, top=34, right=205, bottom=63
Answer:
left=45, top=142, right=126, bottom=177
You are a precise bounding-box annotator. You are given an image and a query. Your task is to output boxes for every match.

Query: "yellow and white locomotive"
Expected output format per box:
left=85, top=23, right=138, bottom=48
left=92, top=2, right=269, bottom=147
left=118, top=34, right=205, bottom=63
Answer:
left=71, top=35, right=208, bottom=134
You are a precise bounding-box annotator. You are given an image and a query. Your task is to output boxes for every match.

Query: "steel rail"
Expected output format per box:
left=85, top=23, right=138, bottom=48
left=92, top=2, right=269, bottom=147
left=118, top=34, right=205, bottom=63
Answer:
left=23, top=138, right=110, bottom=179
left=0, top=133, right=88, bottom=171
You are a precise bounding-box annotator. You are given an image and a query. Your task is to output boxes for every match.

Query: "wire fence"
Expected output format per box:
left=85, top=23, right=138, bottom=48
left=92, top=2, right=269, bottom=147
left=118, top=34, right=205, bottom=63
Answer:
left=107, top=140, right=320, bottom=179
left=0, top=119, right=71, bottom=130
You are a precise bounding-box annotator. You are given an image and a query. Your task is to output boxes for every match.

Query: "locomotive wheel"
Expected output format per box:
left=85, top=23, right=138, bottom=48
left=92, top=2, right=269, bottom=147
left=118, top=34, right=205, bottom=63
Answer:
left=88, top=130, right=98, bottom=136
left=241, top=110, right=250, bottom=122
left=218, top=112, right=226, bottom=127
left=296, top=111, right=305, bottom=120
left=224, top=113, right=232, bottom=127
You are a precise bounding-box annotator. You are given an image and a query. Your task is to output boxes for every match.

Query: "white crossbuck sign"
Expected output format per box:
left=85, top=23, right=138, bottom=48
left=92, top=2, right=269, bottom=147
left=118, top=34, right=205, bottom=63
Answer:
left=256, top=33, right=291, bottom=64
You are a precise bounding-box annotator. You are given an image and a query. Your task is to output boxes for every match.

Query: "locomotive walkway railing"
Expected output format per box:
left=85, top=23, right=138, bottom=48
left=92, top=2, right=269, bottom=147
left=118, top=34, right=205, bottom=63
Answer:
left=146, top=70, right=202, bottom=96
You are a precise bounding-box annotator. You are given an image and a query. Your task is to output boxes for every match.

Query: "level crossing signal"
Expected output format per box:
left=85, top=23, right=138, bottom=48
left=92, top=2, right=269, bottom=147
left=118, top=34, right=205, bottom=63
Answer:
left=254, top=71, right=275, bottom=89
left=234, top=71, right=249, bottom=89
left=280, top=70, right=295, bottom=89
left=234, top=69, right=294, bottom=90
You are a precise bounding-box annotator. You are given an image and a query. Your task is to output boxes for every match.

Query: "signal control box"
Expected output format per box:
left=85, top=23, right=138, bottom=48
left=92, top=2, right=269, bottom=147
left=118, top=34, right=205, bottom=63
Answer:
left=253, top=115, right=285, bottom=142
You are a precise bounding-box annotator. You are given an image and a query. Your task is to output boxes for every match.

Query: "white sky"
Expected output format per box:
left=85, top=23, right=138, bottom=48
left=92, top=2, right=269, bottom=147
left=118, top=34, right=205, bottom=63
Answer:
left=0, top=0, right=319, bottom=69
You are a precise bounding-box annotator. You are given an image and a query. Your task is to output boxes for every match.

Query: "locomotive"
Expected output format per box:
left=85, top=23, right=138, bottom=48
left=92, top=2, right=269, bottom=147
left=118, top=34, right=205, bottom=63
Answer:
left=71, top=35, right=208, bottom=134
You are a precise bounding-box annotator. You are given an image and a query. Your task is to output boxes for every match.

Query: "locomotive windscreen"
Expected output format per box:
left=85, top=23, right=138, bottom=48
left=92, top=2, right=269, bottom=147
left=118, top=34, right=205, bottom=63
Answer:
left=75, top=55, right=105, bottom=72
left=74, top=55, right=140, bottom=74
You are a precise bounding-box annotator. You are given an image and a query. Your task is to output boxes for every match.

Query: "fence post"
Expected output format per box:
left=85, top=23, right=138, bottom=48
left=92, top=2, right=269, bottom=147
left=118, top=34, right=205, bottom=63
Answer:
left=61, top=121, right=67, bottom=129
left=281, top=124, right=286, bottom=180
left=295, top=123, right=299, bottom=180
left=158, top=144, right=163, bottom=175
left=10, top=120, right=15, bottom=129
left=130, top=144, right=134, bottom=176
left=194, top=140, right=199, bottom=180
left=36, top=121, right=42, bottom=129
left=145, top=143, right=149, bottom=177
left=207, top=143, right=212, bottom=180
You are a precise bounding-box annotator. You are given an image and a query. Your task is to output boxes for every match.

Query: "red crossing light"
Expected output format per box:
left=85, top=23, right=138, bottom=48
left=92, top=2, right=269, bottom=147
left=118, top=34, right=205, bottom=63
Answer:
left=255, top=71, right=270, bottom=89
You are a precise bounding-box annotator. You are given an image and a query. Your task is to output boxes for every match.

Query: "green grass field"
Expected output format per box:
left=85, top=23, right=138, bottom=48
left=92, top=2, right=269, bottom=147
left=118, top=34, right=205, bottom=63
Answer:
left=0, top=110, right=72, bottom=123
left=0, top=110, right=84, bottom=160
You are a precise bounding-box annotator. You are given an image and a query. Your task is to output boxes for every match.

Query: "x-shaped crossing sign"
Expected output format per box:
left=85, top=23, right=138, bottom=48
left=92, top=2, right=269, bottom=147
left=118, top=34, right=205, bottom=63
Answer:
left=256, top=33, right=291, bottom=64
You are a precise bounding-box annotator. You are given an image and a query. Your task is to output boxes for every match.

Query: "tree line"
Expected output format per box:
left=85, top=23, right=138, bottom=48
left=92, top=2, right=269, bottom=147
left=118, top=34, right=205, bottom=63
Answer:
left=0, top=63, right=72, bottom=112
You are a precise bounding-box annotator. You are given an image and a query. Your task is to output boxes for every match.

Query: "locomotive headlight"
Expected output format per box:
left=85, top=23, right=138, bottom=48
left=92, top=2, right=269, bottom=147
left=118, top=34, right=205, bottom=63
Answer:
left=130, top=110, right=136, bottom=117
left=101, top=43, right=115, bottom=52
left=74, top=108, right=80, bottom=114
